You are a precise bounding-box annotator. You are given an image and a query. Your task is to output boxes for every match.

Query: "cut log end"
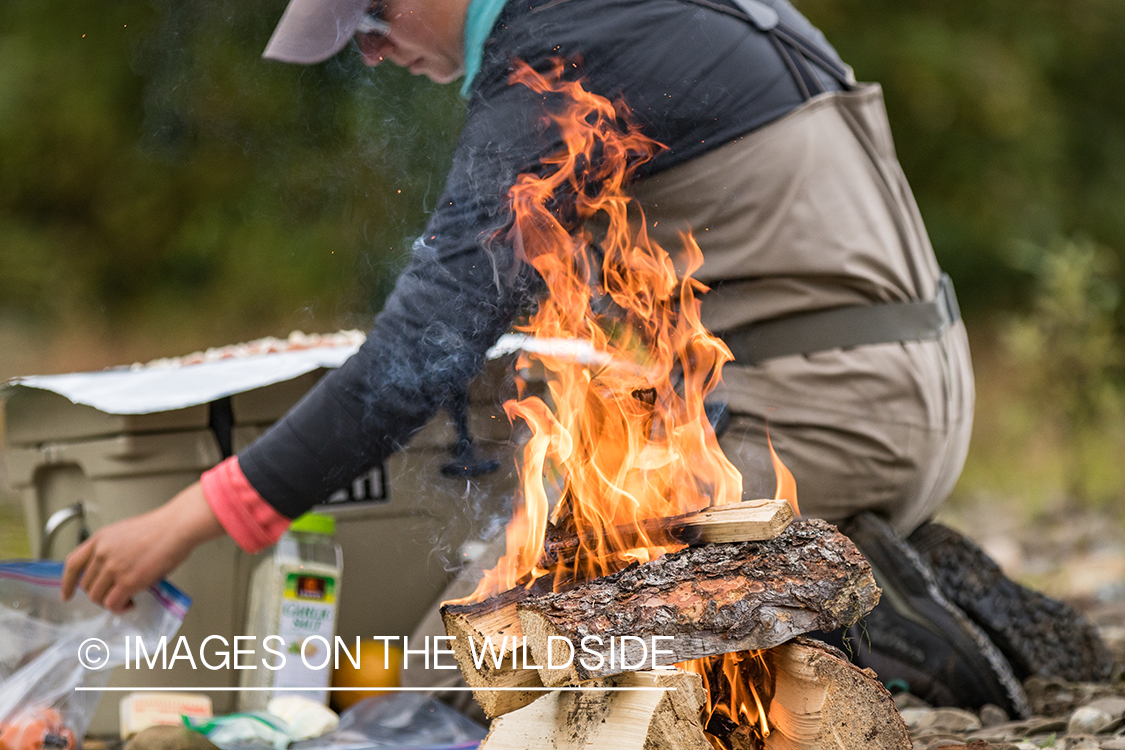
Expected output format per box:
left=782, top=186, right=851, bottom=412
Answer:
left=479, top=669, right=713, bottom=750
left=440, top=600, right=544, bottom=717
left=763, top=638, right=910, bottom=750
left=474, top=642, right=909, bottom=750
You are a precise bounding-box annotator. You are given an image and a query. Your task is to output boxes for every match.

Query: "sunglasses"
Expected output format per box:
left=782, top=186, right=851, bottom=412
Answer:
left=356, top=2, right=391, bottom=36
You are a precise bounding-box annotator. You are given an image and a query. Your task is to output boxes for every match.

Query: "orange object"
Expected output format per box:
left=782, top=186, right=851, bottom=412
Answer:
left=330, top=640, right=402, bottom=712
left=0, top=708, right=75, bottom=750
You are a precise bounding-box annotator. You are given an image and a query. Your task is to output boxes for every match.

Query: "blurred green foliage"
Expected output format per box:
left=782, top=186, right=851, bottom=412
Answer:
left=1002, top=237, right=1124, bottom=503
left=0, top=0, right=465, bottom=345
left=3, top=0, right=1125, bottom=336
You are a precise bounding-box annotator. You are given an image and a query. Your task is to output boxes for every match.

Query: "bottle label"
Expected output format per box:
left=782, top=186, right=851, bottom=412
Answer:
left=272, top=573, right=338, bottom=702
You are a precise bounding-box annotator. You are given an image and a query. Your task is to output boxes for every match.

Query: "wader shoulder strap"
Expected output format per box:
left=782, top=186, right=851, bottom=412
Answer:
left=676, top=0, right=855, bottom=96
left=717, top=274, right=962, bottom=365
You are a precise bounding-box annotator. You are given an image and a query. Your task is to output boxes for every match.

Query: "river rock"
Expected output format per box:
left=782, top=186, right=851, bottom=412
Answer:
left=916, top=708, right=983, bottom=732
left=897, top=692, right=934, bottom=709
left=981, top=704, right=1011, bottom=727
left=1087, top=697, right=1125, bottom=719
left=900, top=707, right=935, bottom=729
left=967, top=725, right=1019, bottom=743
left=1070, top=706, right=1115, bottom=735
left=1025, top=676, right=1079, bottom=716
left=925, top=741, right=965, bottom=749
left=913, top=729, right=966, bottom=743
left=1019, top=717, right=1069, bottom=735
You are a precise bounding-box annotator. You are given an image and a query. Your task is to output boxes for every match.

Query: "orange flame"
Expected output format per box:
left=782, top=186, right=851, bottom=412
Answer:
left=453, top=61, right=802, bottom=604
left=768, top=431, right=799, bottom=516
left=681, top=651, right=773, bottom=748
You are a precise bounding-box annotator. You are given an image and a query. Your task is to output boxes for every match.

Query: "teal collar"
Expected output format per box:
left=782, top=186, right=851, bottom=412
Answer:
left=460, top=0, right=509, bottom=97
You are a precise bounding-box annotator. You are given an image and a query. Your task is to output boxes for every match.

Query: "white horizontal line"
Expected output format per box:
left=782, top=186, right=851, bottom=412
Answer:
left=75, top=686, right=675, bottom=692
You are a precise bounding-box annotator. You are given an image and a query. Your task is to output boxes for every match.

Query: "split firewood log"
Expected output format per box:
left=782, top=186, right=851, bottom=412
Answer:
left=478, top=669, right=712, bottom=750
left=763, top=638, right=910, bottom=750
left=518, top=519, right=879, bottom=686
left=441, top=584, right=546, bottom=717
left=543, top=499, right=794, bottom=567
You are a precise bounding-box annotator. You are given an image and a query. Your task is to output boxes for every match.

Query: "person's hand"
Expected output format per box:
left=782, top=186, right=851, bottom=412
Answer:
left=61, top=482, right=225, bottom=612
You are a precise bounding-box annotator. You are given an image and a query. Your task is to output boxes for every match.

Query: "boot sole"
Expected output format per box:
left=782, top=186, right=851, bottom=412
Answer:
left=909, top=521, right=1113, bottom=683
left=846, top=513, right=1032, bottom=718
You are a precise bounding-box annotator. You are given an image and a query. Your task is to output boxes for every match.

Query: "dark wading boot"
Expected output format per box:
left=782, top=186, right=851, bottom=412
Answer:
left=909, top=521, right=1113, bottom=683
left=835, top=513, right=1032, bottom=718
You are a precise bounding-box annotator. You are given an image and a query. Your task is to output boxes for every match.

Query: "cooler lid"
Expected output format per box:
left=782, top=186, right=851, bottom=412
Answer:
left=2, top=333, right=365, bottom=445
left=1, top=332, right=580, bottom=445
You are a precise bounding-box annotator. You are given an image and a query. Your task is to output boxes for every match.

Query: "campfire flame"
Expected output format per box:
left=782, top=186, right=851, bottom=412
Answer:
left=450, top=61, right=798, bottom=746
left=457, top=59, right=743, bottom=601
left=770, top=431, right=799, bottom=516
left=681, top=650, right=774, bottom=748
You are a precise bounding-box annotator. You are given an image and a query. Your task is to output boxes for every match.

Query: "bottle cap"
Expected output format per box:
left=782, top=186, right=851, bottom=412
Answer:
left=289, top=512, right=336, bottom=536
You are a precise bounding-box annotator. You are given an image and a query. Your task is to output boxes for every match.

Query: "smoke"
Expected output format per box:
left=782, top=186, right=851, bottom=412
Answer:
left=69, top=0, right=475, bottom=335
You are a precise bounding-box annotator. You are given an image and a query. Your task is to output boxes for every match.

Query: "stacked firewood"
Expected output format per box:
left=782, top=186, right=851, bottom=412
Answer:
left=441, top=502, right=913, bottom=750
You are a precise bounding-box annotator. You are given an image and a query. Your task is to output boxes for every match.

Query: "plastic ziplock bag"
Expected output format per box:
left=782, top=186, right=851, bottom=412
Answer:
left=0, top=561, right=191, bottom=750
left=289, top=694, right=487, bottom=750
left=182, top=698, right=340, bottom=750
left=183, top=713, right=292, bottom=750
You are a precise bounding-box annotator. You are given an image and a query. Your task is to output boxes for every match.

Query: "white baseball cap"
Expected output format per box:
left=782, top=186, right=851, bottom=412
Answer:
left=263, top=0, right=380, bottom=64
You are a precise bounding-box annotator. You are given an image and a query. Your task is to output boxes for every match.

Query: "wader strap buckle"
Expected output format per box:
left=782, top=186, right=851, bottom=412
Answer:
left=728, top=0, right=778, bottom=30
left=719, top=273, right=962, bottom=366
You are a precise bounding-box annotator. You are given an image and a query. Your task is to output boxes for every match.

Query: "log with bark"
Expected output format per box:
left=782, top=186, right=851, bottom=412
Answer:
left=441, top=499, right=797, bottom=716
left=478, top=668, right=713, bottom=750
left=517, top=519, right=879, bottom=686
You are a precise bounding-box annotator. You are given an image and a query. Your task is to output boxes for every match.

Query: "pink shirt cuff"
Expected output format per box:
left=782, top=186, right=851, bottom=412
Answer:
left=201, top=456, right=290, bottom=553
